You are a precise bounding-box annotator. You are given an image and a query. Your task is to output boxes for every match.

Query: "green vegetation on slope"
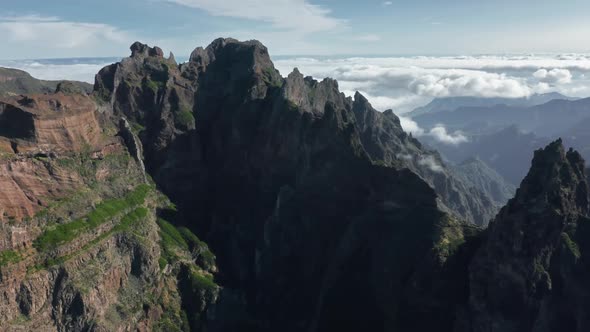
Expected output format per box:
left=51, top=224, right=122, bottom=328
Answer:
left=155, top=217, right=219, bottom=331
left=156, top=218, right=216, bottom=272
left=174, top=110, right=195, bottom=129
left=0, top=250, right=21, bottom=267
left=562, top=232, right=581, bottom=259
left=42, top=207, right=149, bottom=268
left=34, top=184, right=151, bottom=252
left=178, top=227, right=216, bottom=270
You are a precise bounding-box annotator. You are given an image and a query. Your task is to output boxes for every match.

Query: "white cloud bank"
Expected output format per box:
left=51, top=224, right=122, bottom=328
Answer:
left=429, top=125, right=468, bottom=145
left=418, top=155, right=444, bottom=173
left=399, top=117, right=468, bottom=146
left=533, top=68, right=572, bottom=84
left=274, top=54, right=590, bottom=113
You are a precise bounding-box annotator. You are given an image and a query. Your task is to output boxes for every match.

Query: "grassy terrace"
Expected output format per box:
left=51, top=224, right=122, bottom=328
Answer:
left=43, top=207, right=149, bottom=268
left=34, top=184, right=151, bottom=252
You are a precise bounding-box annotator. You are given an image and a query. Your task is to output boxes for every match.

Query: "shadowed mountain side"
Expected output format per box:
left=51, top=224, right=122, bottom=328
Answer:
left=460, top=140, right=590, bottom=331
left=92, top=38, right=497, bottom=331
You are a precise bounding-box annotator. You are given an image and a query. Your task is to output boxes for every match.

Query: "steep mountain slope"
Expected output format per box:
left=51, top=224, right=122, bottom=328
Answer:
left=0, top=67, right=92, bottom=97
left=452, top=157, right=516, bottom=206
left=351, top=92, right=497, bottom=225
left=0, top=92, right=219, bottom=331
left=461, top=140, right=590, bottom=331
left=91, top=39, right=494, bottom=330
left=95, top=39, right=497, bottom=228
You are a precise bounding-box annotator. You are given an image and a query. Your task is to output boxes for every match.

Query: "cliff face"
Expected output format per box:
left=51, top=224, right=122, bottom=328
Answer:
left=0, top=88, right=219, bottom=330
left=462, top=140, right=590, bottom=332
left=93, top=39, right=492, bottom=331
left=95, top=39, right=496, bottom=227
left=351, top=92, right=498, bottom=225
left=0, top=94, right=102, bottom=154
left=0, top=93, right=105, bottom=222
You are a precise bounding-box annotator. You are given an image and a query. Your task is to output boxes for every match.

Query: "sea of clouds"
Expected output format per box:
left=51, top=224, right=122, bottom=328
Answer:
left=273, top=54, right=590, bottom=114
left=2, top=54, right=590, bottom=145
left=3, top=54, right=590, bottom=113
left=274, top=54, right=590, bottom=145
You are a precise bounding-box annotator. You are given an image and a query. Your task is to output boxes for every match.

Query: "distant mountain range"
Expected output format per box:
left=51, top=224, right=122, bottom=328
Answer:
left=410, top=94, right=590, bottom=186
left=0, top=67, right=92, bottom=97
left=433, top=126, right=550, bottom=184
left=411, top=95, right=590, bottom=137
left=409, top=93, right=577, bottom=117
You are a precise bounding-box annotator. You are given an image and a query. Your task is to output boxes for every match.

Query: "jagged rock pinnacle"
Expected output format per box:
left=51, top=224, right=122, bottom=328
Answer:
left=130, top=41, right=163, bottom=58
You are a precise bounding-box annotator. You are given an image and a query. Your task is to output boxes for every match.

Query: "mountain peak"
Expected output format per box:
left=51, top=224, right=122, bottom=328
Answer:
left=518, top=139, right=587, bottom=209
left=354, top=91, right=369, bottom=104
left=467, top=142, right=590, bottom=331
left=129, top=41, right=163, bottom=58
left=287, top=67, right=303, bottom=80
left=206, top=37, right=265, bottom=51
left=352, top=91, right=374, bottom=115
left=189, top=37, right=269, bottom=65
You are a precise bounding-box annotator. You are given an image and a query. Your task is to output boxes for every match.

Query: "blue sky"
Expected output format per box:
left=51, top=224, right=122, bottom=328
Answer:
left=1, top=0, right=590, bottom=58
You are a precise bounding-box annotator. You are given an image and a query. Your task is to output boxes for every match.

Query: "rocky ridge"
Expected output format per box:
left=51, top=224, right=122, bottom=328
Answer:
left=0, top=37, right=589, bottom=332
left=95, top=38, right=497, bottom=226
left=90, top=38, right=501, bottom=330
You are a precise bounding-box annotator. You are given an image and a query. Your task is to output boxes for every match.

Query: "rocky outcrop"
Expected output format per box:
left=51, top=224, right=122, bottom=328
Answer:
left=97, top=39, right=495, bottom=226
left=462, top=139, right=590, bottom=331
left=118, top=118, right=148, bottom=183
left=93, top=38, right=492, bottom=331
left=0, top=93, right=112, bottom=222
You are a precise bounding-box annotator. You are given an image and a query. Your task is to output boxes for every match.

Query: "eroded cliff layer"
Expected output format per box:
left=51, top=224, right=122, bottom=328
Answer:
left=0, top=88, right=219, bottom=331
